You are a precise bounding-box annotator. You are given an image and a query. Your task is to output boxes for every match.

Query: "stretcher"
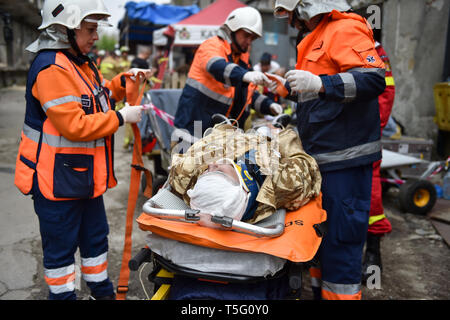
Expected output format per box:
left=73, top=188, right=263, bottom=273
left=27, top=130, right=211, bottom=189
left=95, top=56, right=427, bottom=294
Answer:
left=131, top=184, right=327, bottom=300
left=123, top=85, right=327, bottom=300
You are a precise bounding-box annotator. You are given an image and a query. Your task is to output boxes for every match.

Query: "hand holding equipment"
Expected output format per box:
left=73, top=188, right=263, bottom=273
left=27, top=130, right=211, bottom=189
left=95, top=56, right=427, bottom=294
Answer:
left=118, top=103, right=143, bottom=123
left=243, top=71, right=271, bottom=86
left=266, top=73, right=289, bottom=97
left=127, top=68, right=153, bottom=81
left=285, top=70, right=323, bottom=94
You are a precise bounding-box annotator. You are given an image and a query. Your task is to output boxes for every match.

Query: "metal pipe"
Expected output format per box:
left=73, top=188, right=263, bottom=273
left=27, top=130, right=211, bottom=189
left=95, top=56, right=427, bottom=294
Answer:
left=142, top=201, right=284, bottom=238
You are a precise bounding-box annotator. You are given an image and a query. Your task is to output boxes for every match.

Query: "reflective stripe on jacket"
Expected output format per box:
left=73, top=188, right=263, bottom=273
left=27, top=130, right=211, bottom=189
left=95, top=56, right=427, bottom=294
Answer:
left=15, top=50, right=126, bottom=200
left=174, top=34, right=273, bottom=136
left=295, top=10, right=386, bottom=172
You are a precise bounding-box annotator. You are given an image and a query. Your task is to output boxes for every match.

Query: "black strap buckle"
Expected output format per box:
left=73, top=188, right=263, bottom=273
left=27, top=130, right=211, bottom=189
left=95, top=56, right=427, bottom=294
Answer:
left=131, top=164, right=146, bottom=171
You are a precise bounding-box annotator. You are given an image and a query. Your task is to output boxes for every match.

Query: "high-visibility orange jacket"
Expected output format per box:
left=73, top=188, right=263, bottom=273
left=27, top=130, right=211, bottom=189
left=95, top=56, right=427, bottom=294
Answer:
left=174, top=33, right=275, bottom=135
left=15, top=50, right=126, bottom=200
left=293, top=10, right=386, bottom=172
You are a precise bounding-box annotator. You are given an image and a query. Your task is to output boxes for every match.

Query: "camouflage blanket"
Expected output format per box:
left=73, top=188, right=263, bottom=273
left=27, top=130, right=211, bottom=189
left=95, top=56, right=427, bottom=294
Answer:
left=169, top=124, right=322, bottom=224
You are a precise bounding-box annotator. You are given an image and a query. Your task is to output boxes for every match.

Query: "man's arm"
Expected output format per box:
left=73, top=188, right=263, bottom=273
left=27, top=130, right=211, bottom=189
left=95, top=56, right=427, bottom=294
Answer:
left=320, top=22, right=386, bottom=103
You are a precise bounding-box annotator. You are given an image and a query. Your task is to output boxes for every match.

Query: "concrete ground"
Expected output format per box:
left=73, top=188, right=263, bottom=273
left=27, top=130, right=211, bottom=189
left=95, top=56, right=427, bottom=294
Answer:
left=0, top=86, right=449, bottom=300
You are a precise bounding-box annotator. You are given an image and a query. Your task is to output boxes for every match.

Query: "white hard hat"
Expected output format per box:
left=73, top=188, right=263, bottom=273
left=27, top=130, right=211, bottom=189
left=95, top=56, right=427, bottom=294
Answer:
left=274, top=0, right=351, bottom=21
left=224, top=7, right=263, bottom=38
left=38, top=0, right=111, bottom=30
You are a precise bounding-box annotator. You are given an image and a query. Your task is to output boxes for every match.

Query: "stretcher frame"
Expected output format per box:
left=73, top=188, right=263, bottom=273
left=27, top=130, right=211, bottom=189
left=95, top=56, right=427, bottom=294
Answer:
left=142, top=187, right=286, bottom=238
left=134, top=187, right=313, bottom=300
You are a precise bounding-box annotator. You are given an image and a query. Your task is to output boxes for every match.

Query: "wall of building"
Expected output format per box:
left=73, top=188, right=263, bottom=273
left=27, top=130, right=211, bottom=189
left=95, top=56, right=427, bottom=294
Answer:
left=0, top=0, right=42, bottom=87
left=382, top=0, right=449, bottom=141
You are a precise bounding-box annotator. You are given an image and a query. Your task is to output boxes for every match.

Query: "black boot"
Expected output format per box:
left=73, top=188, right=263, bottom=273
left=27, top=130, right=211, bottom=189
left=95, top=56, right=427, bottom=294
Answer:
left=362, top=233, right=382, bottom=286
left=89, top=293, right=116, bottom=300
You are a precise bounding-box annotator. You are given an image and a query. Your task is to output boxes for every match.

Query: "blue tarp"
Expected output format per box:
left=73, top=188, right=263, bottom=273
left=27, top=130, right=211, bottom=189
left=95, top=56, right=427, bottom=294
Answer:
left=124, top=1, right=200, bottom=26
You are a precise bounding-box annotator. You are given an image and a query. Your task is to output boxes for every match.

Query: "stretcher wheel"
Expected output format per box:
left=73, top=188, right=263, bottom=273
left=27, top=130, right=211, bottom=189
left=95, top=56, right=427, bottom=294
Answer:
left=398, top=179, right=437, bottom=215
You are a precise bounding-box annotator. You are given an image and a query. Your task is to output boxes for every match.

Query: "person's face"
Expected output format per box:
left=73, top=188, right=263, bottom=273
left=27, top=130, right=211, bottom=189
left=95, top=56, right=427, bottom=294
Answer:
left=261, top=63, right=270, bottom=73
left=288, top=11, right=306, bottom=32
left=142, top=50, right=151, bottom=60
left=74, top=20, right=99, bottom=54
left=206, top=163, right=239, bottom=184
left=287, top=11, right=322, bottom=32
left=233, top=29, right=258, bottom=53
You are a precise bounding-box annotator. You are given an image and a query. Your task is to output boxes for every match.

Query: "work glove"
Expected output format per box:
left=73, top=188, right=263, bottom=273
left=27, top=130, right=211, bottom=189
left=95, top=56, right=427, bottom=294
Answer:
left=285, top=70, right=323, bottom=94
left=127, top=68, right=153, bottom=81
left=242, top=71, right=271, bottom=86
left=118, top=103, right=143, bottom=123
left=270, top=103, right=283, bottom=116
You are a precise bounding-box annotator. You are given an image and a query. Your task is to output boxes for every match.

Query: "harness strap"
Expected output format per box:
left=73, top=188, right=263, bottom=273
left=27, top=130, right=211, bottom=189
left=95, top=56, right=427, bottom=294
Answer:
left=116, top=73, right=153, bottom=300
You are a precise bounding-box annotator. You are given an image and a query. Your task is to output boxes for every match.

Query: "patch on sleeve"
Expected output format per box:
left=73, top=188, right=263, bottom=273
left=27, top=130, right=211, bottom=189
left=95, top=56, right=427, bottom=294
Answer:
left=366, top=55, right=376, bottom=63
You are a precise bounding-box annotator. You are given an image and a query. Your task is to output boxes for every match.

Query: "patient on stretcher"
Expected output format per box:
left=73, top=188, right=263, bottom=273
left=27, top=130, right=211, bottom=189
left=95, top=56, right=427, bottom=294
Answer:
left=169, top=122, right=322, bottom=226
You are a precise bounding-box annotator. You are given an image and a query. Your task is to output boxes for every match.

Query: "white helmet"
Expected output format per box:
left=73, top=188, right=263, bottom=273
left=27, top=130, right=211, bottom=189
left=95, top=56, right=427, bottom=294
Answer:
left=274, top=0, right=351, bottom=21
left=224, top=7, right=263, bottom=38
left=38, top=0, right=111, bottom=30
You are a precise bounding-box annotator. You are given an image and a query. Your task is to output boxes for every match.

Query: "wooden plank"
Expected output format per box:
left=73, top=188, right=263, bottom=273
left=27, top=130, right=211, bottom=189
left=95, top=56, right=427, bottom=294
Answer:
left=428, top=199, right=450, bottom=224
left=430, top=220, right=450, bottom=247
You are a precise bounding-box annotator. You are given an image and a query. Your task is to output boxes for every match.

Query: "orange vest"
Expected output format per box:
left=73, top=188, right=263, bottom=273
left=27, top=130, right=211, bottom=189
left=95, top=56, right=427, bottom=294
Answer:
left=187, top=36, right=254, bottom=113
left=15, top=50, right=125, bottom=200
left=174, top=35, right=258, bottom=134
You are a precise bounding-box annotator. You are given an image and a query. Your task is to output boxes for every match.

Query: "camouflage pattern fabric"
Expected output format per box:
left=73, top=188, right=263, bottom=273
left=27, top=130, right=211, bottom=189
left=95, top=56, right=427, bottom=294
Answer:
left=169, top=124, right=322, bottom=224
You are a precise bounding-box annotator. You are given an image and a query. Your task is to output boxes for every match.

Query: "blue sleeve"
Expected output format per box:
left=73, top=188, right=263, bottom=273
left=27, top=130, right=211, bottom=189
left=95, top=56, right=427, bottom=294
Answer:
left=319, top=67, right=386, bottom=103
left=206, top=57, right=248, bottom=87
left=251, top=91, right=272, bottom=115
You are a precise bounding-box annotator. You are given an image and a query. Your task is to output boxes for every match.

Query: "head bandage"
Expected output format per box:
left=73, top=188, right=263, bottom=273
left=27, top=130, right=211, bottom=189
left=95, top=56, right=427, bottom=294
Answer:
left=187, top=159, right=250, bottom=228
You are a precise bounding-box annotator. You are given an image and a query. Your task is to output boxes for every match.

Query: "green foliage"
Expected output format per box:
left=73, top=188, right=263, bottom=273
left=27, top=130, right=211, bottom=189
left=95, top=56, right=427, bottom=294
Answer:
left=97, top=34, right=117, bottom=52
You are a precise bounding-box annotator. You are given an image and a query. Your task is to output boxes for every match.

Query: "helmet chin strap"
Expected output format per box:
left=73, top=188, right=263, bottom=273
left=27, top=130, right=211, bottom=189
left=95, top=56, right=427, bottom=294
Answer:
left=66, top=28, right=85, bottom=57
left=230, top=32, right=246, bottom=54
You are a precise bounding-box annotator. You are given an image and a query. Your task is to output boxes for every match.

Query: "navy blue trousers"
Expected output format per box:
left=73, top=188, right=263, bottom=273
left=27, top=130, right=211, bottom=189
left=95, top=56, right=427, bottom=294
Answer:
left=317, top=165, right=373, bottom=299
left=33, top=190, right=114, bottom=300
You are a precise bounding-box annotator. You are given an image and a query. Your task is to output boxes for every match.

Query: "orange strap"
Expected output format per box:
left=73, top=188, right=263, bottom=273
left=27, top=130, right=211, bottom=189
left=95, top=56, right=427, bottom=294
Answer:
left=116, top=73, right=153, bottom=300
left=225, top=99, right=247, bottom=127
left=265, top=73, right=289, bottom=98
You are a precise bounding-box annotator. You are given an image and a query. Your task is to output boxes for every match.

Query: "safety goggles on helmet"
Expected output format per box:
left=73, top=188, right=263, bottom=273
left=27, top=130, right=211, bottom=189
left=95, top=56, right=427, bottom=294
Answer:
left=83, top=17, right=113, bottom=28
left=274, top=0, right=300, bottom=18
left=274, top=7, right=291, bottom=19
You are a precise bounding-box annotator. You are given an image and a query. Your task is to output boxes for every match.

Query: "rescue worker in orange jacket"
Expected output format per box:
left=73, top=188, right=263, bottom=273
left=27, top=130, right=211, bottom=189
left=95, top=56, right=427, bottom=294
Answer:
left=174, top=7, right=283, bottom=138
left=14, top=0, right=152, bottom=300
left=271, top=0, right=386, bottom=300
left=362, top=40, right=396, bottom=284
